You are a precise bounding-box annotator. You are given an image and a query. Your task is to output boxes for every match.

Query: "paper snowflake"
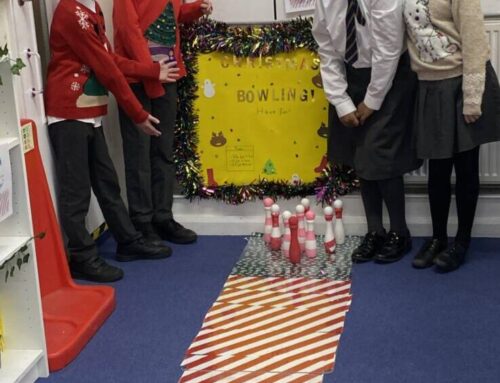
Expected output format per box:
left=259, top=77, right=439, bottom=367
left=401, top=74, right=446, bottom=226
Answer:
left=75, top=9, right=90, bottom=30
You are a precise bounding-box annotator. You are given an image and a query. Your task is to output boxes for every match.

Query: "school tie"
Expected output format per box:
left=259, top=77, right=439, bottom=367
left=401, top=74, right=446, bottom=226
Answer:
left=345, top=0, right=366, bottom=65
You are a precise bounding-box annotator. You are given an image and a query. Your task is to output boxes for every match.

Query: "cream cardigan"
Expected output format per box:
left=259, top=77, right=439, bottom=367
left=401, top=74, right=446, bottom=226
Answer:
left=404, top=0, right=490, bottom=115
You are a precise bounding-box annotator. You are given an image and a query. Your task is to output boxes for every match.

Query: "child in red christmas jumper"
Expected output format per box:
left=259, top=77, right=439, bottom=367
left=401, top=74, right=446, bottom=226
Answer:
left=45, top=0, right=179, bottom=283
left=112, top=0, right=212, bottom=248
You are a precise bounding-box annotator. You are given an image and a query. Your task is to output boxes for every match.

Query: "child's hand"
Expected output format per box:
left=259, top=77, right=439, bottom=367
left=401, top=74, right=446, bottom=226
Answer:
left=356, top=102, right=374, bottom=125
left=159, top=59, right=180, bottom=83
left=137, top=114, right=162, bottom=137
left=464, top=114, right=480, bottom=124
left=340, top=112, right=360, bottom=128
left=200, top=0, right=213, bottom=15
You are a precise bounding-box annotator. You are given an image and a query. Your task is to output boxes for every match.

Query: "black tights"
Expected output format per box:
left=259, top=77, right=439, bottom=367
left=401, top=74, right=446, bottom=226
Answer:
left=428, top=146, right=480, bottom=247
left=360, top=176, right=408, bottom=236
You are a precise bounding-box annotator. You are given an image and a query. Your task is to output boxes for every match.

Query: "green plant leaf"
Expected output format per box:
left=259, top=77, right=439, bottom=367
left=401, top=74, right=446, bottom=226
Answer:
left=10, top=64, right=21, bottom=75
left=5, top=270, right=8, bottom=283
left=23, top=253, right=30, bottom=263
left=15, top=58, right=26, bottom=69
left=10, top=266, right=14, bottom=277
left=0, top=75, right=3, bottom=86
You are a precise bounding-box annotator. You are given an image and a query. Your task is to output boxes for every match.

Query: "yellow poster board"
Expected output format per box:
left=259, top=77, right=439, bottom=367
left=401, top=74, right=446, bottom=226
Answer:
left=195, top=49, right=328, bottom=187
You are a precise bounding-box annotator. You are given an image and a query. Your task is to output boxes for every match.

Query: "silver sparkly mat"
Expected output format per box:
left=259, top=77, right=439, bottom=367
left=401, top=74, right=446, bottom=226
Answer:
left=231, top=234, right=360, bottom=281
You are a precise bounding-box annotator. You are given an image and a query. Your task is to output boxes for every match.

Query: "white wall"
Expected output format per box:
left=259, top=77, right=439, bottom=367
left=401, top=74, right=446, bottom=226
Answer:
left=210, top=0, right=276, bottom=23
left=483, top=0, right=500, bottom=16
left=212, top=1, right=500, bottom=21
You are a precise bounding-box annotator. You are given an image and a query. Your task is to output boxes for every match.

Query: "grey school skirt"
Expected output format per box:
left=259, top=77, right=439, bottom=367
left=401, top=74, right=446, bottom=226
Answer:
left=414, top=62, right=500, bottom=159
left=328, top=52, right=421, bottom=180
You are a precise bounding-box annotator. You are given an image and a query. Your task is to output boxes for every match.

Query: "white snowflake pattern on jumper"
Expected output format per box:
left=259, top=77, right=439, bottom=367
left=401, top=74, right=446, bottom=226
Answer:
left=75, top=9, right=90, bottom=31
left=70, top=82, right=81, bottom=91
left=404, top=0, right=458, bottom=63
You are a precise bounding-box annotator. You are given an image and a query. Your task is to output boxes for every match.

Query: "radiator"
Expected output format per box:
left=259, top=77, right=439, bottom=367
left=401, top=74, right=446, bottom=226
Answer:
left=407, top=19, right=500, bottom=184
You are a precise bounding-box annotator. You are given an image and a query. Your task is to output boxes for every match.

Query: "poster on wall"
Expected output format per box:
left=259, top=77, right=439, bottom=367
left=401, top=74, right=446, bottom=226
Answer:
left=176, top=19, right=358, bottom=204
left=0, top=142, right=13, bottom=222
left=196, top=49, right=327, bottom=187
left=284, top=0, right=316, bottom=14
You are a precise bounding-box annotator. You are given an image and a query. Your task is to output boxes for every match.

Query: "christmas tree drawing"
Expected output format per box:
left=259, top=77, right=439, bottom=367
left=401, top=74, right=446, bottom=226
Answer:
left=263, top=159, right=277, bottom=175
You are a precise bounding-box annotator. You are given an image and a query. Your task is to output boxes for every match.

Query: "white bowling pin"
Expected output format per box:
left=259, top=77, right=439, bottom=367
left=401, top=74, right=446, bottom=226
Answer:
left=324, top=206, right=336, bottom=254
left=334, top=199, right=345, bottom=245
left=263, top=197, right=274, bottom=244
left=305, top=210, right=317, bottom=258
left=281, top=210, right=292, bottom=258
left=301, top=198, right=311, bottom=213
left=270, top=204, right=282, bottom=251
left=296, top=204, right=306, bottom=252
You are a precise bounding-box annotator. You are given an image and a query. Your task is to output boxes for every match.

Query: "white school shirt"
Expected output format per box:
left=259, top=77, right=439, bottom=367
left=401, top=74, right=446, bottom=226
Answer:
left=312, top=0, right=405, bottom=118
left=47, top=0, right=103, bottom=128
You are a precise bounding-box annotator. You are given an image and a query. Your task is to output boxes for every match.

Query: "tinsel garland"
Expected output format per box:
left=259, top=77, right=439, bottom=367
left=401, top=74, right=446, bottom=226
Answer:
left=175, top=18, right=359, bottom=205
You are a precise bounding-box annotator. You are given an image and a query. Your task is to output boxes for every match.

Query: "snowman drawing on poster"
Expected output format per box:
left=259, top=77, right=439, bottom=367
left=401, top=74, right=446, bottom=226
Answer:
left=404, top=0, right=459, bottom=63
left=203, top=79, right=216, bottom=98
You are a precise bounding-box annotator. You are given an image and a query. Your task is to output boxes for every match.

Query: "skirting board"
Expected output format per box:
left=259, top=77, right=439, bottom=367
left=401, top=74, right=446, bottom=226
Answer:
left=172, top=193, right=500, bottom=238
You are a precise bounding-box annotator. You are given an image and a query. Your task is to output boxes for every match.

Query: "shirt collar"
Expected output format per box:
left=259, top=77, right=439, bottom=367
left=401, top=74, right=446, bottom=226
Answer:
left=77, top=0, right=96, bottom=13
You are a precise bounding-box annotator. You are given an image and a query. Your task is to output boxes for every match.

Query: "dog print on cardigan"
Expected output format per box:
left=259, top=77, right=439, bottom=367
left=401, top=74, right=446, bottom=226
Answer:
left=404, top=0, right=459, bottom=63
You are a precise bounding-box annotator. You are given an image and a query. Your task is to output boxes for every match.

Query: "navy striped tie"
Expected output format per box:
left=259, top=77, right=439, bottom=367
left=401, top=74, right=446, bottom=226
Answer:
left=345, top=0, right=366, bottom=65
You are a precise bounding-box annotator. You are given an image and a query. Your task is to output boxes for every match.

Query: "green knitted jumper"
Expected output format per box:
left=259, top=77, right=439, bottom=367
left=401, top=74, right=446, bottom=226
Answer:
left=145, top=2, right=177, bottom=46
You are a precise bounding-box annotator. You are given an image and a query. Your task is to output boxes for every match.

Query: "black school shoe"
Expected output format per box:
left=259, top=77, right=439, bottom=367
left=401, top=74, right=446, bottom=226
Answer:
left=115, top=238, right=172, bottom=262
left=412, top=238, right=448, bottom=269
left=374, top=231, right=412, bottom=264
left=434, top=242, right=468, bottom=272
left=70, top=256, right=124, bottom=283
left=352, top=231, right=386, bottom=263
left=154, top=219, right=197, bottom=244
left=134, top=221, right=167, bottom=247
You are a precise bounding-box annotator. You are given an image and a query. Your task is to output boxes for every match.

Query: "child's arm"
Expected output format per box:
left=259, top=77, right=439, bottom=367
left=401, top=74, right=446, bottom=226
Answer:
left=111, top=49, right=161, bottom=80
left=179, top=0, right=204, bottom=23
left=59, top=6, right=148, bottom=124
left=456, top=0, right=489, bottom=118
left=365, top=0, right=404, bottom=112
left=312, top=1, right=357, bottom=123
left=113, top=0, right=165, bottom=98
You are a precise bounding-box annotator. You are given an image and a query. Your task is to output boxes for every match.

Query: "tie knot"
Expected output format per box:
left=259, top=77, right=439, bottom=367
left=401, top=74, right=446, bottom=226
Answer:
left=347, top=0, right=366, bottom=26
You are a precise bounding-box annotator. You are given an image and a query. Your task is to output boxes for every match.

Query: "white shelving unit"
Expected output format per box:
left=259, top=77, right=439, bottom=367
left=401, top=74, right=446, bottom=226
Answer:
left=0, top=0, right=49, bottom=381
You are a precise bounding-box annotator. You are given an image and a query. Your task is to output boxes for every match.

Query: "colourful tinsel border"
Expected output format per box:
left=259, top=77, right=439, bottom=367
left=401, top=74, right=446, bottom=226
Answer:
left=176, top=18, right=359, bottom=205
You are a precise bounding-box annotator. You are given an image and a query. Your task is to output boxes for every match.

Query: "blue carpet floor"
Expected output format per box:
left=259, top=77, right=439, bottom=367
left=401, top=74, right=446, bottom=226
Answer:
left=41, top=236, right=500, bottom=383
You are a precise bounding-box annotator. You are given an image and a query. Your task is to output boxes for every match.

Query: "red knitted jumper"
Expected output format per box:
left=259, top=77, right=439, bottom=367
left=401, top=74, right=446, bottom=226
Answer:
left=45, top=0, right=161, bottom=124
left=113, top=0, right=204, bottom=99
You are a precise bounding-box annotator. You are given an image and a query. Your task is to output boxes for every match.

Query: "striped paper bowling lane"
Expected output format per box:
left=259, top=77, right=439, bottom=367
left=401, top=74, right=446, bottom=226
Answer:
left=216, top=287, right=351, bottom=311
left=179, top=370, right=324, bottom=383
left=202, top=301, right=351, bottom=332
left=180, top=276, right=352, bottom=381
left=187, top=319, right=343, bottom=358
left=224, top=275, right=351, bottom=296
left=182, top=340, right=338, bottom=374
